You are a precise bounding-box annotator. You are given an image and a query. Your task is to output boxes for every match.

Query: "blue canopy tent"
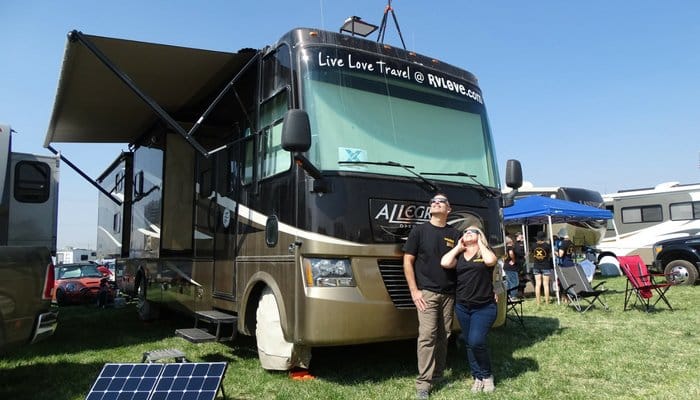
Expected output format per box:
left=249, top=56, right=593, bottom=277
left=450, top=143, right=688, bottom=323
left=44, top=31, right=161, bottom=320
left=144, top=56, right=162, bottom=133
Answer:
left=504, top=196, right=613, bottom=303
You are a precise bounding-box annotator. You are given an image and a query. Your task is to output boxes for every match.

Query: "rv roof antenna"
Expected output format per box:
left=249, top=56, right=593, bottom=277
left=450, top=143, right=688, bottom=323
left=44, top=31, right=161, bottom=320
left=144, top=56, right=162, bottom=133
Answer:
left=377, top=0, right=407, bottom=50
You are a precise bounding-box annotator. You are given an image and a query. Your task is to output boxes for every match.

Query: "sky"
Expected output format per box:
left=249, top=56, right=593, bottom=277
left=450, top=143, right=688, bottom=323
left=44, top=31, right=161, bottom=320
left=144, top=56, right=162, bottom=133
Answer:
left=2, top=1, right=700, bottom=249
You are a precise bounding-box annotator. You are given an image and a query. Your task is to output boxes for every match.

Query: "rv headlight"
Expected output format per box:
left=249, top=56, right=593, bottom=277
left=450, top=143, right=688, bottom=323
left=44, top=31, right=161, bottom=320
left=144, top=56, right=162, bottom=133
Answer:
left=302, top=258, right=355, bottom=287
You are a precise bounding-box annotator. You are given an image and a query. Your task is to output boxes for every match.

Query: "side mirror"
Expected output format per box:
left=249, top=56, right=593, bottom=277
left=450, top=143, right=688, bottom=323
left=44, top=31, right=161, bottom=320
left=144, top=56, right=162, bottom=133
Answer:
left=503, top=159, right=523, bottom=208
left=281, top=109, right=311, bottom=152
left=505, top=159, right=522, bottom=190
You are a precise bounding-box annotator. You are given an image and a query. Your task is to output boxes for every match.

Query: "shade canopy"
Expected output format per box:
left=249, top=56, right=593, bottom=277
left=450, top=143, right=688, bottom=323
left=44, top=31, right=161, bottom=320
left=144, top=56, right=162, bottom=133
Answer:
left=504, top=195, right=613, bottom=225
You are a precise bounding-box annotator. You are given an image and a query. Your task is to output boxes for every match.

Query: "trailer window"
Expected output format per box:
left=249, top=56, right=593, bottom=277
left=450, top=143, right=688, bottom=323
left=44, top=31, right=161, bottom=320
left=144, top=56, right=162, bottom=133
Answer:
left=621, top=205, right=662, bottom=223
left=670, top=201, right=700, bottom=220
left=14, top=160, right=51, bottom=203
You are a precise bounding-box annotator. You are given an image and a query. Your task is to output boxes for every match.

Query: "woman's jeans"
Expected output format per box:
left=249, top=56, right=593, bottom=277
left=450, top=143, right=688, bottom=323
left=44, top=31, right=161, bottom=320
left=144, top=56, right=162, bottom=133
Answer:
left=455, top=302, right=497, bottom=380
left=505, top=270, right=519, bottom=296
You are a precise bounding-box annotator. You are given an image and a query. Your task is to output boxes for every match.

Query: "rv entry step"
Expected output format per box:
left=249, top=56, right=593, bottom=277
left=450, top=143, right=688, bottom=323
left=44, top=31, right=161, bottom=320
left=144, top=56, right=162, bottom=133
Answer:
left=176, top=310, right=238, bottom=343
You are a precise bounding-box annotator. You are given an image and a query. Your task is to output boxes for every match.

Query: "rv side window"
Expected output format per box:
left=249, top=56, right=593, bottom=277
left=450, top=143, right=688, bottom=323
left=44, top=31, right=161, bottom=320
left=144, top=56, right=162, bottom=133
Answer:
left=621, top=205, right=662, bottom=223
left=14, top=160, right=51, bottom=203
left=115, top=171, right=124, bottom=194
left=113, top=212, right=122, bottom=233
left=262, top=45, right=291, bottom=98
left=670, top=201, right=700, bottom=220
left=259, top=91, right=291, bottom=180
left=256, top=45, right=292, bottom=180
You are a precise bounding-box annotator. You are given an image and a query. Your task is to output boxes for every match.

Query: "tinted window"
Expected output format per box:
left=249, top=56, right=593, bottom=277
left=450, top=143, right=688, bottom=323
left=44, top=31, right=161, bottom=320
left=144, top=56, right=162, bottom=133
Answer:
left=14, top=161, right=51, bottom=203
left=670, top=201, right=700, bottom=220
left=621, top=205, right=662, bottom=223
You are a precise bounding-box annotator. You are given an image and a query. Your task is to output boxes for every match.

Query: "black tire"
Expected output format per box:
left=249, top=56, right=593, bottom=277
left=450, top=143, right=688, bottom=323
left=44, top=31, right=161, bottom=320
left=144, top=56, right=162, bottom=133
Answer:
left=55, top=289, right=66, bottom=306
left=664, top=260, right=698, bottom=285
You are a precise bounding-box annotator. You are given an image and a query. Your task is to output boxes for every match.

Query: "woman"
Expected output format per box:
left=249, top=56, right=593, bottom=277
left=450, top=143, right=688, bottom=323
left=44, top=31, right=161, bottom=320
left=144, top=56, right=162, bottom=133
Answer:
left=440, top=225, right=498, bottom=393
left=503, top=235, right=519, bottom=300
left=531, top=231, right=553, bottom=305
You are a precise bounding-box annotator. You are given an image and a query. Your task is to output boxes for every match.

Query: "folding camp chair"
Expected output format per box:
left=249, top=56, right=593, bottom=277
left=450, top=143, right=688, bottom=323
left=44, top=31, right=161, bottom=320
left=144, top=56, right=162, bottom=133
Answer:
left=617, top=255, right=674, bottom=312
left=554, top=264, right=609, bottom=313
left=505, top=285, right=525, bottom=327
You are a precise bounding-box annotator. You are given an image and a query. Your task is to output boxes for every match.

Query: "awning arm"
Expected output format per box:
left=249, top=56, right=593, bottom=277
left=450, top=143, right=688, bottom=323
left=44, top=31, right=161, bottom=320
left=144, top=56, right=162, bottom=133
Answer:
left=190, top=51, right=261, bottom=148
left=68, top=30, right=210, bottom=156
left=46, top=145, right=122, bottom=206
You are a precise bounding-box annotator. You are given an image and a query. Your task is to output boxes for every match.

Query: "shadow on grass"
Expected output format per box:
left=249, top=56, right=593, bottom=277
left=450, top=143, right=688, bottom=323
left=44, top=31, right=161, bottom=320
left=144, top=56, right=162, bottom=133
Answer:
left=0, top=361, right=107, bottom=399
left=307, top=315, right=560, bottom=386
left=0, top=302, right=191, bottom=361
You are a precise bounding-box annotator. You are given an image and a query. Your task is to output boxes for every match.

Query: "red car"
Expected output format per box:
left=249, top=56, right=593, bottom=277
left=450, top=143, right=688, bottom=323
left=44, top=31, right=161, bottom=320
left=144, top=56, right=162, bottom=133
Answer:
left=53, top=263, right=112, bottom=305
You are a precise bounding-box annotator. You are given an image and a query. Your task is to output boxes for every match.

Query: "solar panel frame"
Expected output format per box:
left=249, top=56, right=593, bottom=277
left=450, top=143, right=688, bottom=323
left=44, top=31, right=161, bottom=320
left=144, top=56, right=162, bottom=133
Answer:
left=85, top=362, right=227, bottom=400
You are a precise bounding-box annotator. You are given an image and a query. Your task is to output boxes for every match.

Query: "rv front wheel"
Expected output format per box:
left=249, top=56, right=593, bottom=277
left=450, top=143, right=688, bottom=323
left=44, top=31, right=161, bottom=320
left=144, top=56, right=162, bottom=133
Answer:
left=255, top=287, right=311, bottom=370
left=664, top=260, right=698, bottom=285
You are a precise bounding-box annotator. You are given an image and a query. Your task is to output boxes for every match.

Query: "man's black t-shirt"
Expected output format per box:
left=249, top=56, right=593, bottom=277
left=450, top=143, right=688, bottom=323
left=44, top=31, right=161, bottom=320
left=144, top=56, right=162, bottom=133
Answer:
left=455, top=253, right=494, bottom=308
left=559, top=239, right=575, bottom=266
left=402, top=222, right=459, bottom=294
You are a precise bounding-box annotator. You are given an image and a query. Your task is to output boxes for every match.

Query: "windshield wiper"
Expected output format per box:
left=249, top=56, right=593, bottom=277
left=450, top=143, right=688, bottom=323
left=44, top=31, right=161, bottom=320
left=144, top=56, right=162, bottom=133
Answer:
left=420, top=171, right=500, bottom=198
left=339, top=160, right=440, bottom=193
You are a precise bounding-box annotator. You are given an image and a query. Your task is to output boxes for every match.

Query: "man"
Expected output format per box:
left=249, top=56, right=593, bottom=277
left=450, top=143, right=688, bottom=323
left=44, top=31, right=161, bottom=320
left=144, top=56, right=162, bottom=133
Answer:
left=403, top=193, right=460, bottom=400
left=558, top=233, right=576, bottom=267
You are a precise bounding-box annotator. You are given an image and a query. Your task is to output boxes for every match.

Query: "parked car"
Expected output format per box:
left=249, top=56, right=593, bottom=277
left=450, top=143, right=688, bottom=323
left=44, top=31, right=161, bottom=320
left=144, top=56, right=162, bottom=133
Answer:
left=53, top=263, right=113, bottom=305
left=653, top=236, right=700, bottom=285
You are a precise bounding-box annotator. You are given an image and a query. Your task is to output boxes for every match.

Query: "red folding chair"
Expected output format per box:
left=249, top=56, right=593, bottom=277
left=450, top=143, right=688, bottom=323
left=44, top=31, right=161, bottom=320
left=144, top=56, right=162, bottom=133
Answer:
left=617, top=255, right=674, bottom=312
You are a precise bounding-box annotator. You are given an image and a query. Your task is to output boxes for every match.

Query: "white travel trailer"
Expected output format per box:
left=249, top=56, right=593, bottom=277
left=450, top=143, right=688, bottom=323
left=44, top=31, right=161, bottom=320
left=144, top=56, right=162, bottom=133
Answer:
left=597, top=182, right=700, bottom=275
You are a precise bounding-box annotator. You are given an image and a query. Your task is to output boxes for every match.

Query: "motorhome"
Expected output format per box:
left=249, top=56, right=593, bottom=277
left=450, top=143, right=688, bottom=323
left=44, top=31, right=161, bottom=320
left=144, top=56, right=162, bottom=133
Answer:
left=44, top=27, right=522, bottom=370
left=597, top=182, right=700, bottom=279
left=504, top=183, right=607, bottom=248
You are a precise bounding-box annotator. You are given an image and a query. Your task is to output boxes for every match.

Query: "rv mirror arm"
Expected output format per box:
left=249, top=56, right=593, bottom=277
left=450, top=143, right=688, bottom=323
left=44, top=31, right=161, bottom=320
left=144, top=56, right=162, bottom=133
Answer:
left=293, top=153, right=330, bottom=193
left=502, top=189, right=518, bottom=208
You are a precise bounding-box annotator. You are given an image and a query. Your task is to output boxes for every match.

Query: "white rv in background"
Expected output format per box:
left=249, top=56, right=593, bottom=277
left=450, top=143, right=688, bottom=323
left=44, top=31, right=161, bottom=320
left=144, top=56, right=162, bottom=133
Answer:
left=55, top=248, right=97, bottom=264
left=596, top=182, right=700, bottom=271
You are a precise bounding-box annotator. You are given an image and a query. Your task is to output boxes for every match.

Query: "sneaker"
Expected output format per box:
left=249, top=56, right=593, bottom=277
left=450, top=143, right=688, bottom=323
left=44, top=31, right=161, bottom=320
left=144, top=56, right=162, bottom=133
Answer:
left=482, top=376, right=495, bottom=393
left=470, top=378, right=483, bottom=393
left=416, top=388, right=430, bottom=400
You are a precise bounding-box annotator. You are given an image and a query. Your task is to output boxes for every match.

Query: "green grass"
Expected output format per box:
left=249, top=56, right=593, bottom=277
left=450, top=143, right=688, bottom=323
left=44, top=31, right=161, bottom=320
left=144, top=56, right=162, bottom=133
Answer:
left=2, top=276, right=700, bottom=399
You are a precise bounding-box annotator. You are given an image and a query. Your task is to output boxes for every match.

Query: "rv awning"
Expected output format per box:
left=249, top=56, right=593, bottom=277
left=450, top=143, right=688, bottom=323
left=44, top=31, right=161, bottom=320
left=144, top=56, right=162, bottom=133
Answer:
left=44, top=31, right=257, bottom=147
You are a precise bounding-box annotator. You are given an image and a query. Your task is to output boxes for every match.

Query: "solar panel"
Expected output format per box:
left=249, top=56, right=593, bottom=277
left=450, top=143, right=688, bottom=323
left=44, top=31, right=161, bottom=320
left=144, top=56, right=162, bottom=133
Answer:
left=85, top=362, right=227, bottom=400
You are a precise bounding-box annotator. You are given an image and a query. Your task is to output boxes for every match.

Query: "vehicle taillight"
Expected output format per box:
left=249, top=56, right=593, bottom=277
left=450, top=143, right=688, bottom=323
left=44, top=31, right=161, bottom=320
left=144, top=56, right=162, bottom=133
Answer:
left=43, top=261, right=55, bottom=300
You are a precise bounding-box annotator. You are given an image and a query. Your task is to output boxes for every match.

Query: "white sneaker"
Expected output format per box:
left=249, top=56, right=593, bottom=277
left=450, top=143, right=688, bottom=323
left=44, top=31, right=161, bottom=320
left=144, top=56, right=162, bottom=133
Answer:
left=482, top=376, right=495, bottom=392
left=470, top=378, right=483, bottom=393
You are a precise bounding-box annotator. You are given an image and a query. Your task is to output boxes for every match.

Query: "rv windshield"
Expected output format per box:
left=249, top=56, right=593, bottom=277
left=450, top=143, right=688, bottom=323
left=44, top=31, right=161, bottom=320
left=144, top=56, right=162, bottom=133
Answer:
left=299, top=47, right=499, bottom=187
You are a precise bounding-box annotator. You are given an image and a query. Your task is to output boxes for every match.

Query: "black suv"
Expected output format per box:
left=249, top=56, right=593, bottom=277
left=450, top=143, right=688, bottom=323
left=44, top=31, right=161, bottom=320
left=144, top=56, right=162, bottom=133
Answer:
left=653, top=236, right=700, bottom=285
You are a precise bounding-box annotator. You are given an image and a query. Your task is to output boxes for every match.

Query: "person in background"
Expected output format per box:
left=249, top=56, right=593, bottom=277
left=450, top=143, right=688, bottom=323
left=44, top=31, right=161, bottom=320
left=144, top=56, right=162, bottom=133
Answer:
left=441, top=225, right=498, bottom=393
left=503, top=235, right=519, bottom=301
left=531, top=231, right=553, bottom=305
left=558, top=234, right=576, bottom=267
left=403, top=193, right=460, bottom=400
left=513, top=232, right=527, bottom=296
